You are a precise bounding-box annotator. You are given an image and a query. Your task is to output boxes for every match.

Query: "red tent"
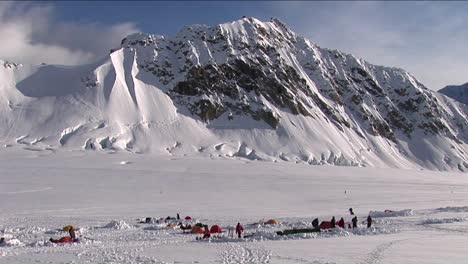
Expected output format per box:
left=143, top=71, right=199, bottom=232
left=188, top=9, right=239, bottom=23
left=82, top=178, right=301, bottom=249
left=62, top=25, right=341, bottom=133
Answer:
left=210, top=225, right=223, bottom=233
left=185, top=216, right=192, bottom=220
left=319, top=221, right=332, bottom=229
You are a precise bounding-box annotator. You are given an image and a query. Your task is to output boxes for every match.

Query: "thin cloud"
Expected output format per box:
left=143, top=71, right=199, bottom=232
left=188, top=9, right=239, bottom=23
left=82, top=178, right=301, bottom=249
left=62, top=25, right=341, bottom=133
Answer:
left=0, top=2, right=139, bottom=65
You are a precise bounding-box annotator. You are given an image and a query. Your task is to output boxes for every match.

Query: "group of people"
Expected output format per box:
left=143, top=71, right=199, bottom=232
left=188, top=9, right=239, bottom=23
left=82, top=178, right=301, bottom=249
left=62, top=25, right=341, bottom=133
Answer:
left=311, top=208, right=373, bottom=230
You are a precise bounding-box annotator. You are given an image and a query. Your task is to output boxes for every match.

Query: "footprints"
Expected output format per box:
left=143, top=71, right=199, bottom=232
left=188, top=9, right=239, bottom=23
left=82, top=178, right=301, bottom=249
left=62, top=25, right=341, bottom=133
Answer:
left=221, top=244, right=272, bottom=264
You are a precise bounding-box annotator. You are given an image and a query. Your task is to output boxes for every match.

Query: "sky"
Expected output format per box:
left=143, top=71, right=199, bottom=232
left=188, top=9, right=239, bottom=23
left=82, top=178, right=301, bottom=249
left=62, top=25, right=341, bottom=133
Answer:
left=0, top=1, right=467, bottom=90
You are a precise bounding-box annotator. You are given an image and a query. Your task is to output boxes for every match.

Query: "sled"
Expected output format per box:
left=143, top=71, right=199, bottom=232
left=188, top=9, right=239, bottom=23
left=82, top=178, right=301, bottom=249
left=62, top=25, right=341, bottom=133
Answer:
left=276, top=228, right=320, bottom=236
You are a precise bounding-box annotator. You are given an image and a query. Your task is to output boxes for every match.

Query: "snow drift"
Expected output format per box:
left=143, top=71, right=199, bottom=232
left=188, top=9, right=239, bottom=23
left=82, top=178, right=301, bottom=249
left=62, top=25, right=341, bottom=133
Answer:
left=0, top=17, right=467, bottom=171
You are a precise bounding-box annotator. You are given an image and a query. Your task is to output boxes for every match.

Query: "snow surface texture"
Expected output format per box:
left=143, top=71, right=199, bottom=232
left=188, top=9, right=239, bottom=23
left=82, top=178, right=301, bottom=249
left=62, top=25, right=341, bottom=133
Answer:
left=0, top=17, right=467, bottom=171
left=439, top=82, right=468, bottom=105
left=1, top=149, right=468, bottom=263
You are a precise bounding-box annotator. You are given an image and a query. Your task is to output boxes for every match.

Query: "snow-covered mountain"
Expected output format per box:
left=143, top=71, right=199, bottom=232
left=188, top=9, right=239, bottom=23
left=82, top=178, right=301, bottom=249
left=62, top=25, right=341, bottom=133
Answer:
left=439, top=83, right=468, bottom=105
left=0, top=17, right=467, bottom=171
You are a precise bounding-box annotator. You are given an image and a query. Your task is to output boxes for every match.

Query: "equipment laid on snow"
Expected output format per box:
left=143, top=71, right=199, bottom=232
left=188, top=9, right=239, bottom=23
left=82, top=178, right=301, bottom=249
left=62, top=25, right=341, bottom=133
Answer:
left=276, top=227, right=320, bottom=236
left=264, top=219, right=278, bottom=225
left=49, top=236, right=79, bottom=244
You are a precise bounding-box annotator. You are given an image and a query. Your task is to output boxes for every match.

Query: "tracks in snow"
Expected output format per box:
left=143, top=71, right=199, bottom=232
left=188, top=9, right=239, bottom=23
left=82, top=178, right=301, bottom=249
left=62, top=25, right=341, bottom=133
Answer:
left=221, top=243, right=272, bottom=264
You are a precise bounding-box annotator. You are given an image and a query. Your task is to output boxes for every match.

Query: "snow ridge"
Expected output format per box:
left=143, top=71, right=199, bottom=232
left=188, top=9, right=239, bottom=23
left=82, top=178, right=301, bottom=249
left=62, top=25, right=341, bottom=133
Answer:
left=0, top=17, right=467, bottom=171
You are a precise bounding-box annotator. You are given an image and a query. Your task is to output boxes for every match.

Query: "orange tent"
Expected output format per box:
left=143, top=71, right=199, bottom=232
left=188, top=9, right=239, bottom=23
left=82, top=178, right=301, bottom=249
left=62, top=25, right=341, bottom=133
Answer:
left=265, top=219, right=278, bottom=225
left=191, top=226, right=204, bottom=234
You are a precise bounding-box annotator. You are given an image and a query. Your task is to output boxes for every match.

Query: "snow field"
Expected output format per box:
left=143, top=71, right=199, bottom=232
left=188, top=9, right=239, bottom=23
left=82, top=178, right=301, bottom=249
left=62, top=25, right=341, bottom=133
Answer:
left=1, top=147, right=468, bottom=263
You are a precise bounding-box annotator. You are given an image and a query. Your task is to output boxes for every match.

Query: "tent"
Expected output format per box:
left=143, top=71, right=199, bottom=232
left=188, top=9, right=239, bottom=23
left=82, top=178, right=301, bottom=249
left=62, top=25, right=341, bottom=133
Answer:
left=62, top=225, right=77, bottom=232
left=210, top=225, right=223, bottom=233
left=185, top=216, right=192, bottom=220
left=319, top=221, right=333, bottom=229
left=191, top=226, right=204, bottom=234
left=265, top=219, right=278, bottom=225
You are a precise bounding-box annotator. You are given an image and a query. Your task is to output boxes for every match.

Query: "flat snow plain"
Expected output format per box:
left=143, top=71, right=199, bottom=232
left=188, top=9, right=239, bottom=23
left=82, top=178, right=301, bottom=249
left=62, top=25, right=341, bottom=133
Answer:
left=1, top=146, right=468, bottom=264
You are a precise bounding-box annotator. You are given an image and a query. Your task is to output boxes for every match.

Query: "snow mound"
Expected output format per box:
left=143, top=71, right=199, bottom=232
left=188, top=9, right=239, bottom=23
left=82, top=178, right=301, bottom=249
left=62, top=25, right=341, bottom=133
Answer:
left=420, top=218, right=466, bottom=225
left=433, top=206, right=468, bottom=213
left=369, top=209, right=413, bottom=218
left=0, top=238, right=23, bottom=247
left=103, top=220, right=132, bottom=230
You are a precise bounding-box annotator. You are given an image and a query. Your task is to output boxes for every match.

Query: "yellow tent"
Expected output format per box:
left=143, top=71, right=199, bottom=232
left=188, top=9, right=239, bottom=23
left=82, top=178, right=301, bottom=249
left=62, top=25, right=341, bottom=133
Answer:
left=62, top=225, right=77, bottom=231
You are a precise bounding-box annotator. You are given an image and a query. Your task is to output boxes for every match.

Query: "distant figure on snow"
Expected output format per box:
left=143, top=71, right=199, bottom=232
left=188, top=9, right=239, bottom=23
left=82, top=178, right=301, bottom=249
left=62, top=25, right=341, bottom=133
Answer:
left=236, top=222, right=244, bottom=238
left=202, top=225, right=211, bottom=239
left=349, top=208, right=354, bottom=215
left=177, top=213, right=180, bottom=220
left=337, top=217, right=345, bottom=228
left=352, top=216, right=358, bottom=228
left=367, top=215, right=372, bottom=228
left=312, top=218, right=319, bottom=229
left=331, top=216, right=336, bottom=228
left=69, top=226, right=76, bottom=240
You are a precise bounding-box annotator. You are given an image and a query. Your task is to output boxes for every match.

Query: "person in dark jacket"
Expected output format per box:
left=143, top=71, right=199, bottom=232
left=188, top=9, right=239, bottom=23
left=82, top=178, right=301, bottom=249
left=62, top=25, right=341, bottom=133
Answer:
left=352, top=216, right=358, bottom=228
left=236, top=222, right=244, bottom=238
left=349, top=208, right=354, bottom=215
left=177, top=213, right=180, bottom=220
left=367, top=215, right=372, bottom=228
left=69, top=226, right=76, bottom=240
left=331, top=216, right=336, bottom=228
left=312, top=218, right=319, bottom=229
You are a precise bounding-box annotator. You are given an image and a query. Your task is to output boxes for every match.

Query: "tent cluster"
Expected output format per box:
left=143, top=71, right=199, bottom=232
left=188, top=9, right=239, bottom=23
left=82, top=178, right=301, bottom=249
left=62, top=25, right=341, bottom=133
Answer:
left=138, top=213, right=247, bottom=240
left=277, top=208, right=373, bottom=236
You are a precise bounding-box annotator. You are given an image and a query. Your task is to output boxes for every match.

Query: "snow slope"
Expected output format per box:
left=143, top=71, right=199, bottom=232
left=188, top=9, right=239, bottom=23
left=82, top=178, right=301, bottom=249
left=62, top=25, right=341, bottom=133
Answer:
left=439, top=82, right=468, bottom=105
left=0, top=17, right=467, bottom=171
left=1, top=148, right=468, bottom=263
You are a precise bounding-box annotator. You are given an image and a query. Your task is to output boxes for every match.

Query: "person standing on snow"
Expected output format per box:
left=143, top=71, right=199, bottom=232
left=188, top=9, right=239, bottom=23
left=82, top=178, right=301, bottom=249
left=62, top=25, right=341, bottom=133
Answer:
left=337, top=217, right=345, bottom=228
left=202, top=225, right=211, bottom=239
left=69, top=226, right=76, bottom=240
left=236, top=222, right=244, bottom=238
left=312, top=218, right=319, bottom=229
left=367, top=215, right=372, bottom=228
left=352, top=216, right=358, bottom=228
left=331, top=216, right=336, bottom=228
left=349, top=208, right=354, bottom=215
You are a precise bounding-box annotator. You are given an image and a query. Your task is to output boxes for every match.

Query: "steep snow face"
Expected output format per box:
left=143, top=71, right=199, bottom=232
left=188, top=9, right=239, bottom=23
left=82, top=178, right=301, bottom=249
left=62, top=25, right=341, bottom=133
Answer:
left=439, top=83, right=468, bottom=105
left=0, top=18, right=467, bottom=171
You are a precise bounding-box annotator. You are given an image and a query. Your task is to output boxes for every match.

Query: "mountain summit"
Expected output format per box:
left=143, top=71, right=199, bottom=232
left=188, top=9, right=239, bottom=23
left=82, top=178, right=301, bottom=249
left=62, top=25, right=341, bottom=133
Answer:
left=1, top=17, right=467, bottom=171
left=439, top=83, right=468, bottom=105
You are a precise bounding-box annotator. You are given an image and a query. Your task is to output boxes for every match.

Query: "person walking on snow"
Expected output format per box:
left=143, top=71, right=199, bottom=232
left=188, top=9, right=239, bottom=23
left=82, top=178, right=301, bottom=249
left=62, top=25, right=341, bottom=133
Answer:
left=367, top=215, right=372, bottom=228
left=236, top=223, right=244, bottom=238
left=331, top=216, right=336, bottom=228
